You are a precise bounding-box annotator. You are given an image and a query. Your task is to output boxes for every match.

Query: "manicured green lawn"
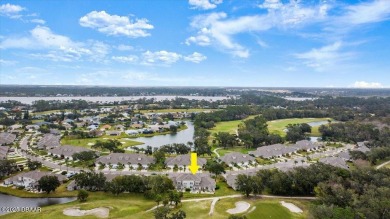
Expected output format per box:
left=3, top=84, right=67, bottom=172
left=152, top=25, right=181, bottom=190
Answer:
left=61, top=136, right=143, bottom=150
left=0, top=188, right=311, bottom=219
left=216, top=147, right=252, bottom=156
left=210, top=115, right=260, bottom=135
left=267, top=118, right=333, bottom=137
left=204, top=198, right=307, bottom=219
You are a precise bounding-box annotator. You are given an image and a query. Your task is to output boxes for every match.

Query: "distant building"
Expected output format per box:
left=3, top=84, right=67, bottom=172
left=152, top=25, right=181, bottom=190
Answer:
left=169, top=173, right=216, bottom=193
left=0, top=146, right=10, bottom=159
left=125, top=130, right=139, bottom=136
left=37, top=134, right=61, bottom=149
left=96, top=153, right=154, bottom=169
left=165, top=154, right=207, bottom=171
left=355, top=142, right=370, bottom=153
left=319, top=156, right=349, bottom=169
left=293, top=140, right=322, bottom=152
left=48, top=145, right=94, bottom=160
left=219, top=152, right=256, bottom=167
left=249, top=144, right=297, bottom=159
left=3, top=171, right=67, bottom=190
left=0, top=132, right=16, bottom=145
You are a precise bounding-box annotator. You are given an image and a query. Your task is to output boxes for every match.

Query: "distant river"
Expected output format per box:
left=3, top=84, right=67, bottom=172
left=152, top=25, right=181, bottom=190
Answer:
left=127, top=121, right=195, bottom=149
left=0, top=96, right=228, bottom=104
left=0, top=193, right=76, bottom=215
left=284, top=97, right=318, bottom=101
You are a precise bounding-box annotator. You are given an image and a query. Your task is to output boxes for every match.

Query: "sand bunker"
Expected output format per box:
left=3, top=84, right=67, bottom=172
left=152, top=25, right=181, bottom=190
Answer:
left=226, top=201, right=251, bottom=214
left=280, top=201, right=303, bottom=213
left=63, top=207, right=110, bottom=218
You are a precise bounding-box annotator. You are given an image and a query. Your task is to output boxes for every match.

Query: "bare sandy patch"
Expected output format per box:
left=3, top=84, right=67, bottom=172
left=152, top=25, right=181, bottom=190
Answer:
left=280, top=201, right=303, bottom=213
left=226, top=201, right=251, bottom=214
left=63, top=207, right=110, bottom=218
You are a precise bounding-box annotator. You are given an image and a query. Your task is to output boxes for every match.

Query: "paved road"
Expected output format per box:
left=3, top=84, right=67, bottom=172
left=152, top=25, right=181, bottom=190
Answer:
left=376, top=160, right=390, bottom=169
left=213, top=148, right=221, bottom=158
left=209, top=198, right=219, bottom=215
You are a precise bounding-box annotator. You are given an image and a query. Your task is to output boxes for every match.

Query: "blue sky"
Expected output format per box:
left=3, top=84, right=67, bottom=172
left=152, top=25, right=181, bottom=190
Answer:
left=0, top=0, right=389, bottom=88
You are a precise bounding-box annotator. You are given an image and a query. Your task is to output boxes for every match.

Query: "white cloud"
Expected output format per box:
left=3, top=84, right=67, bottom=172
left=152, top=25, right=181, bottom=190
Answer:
left=259, top=0, right=283, bottom=10
left=189, top=0, right=222, bottom=10
left=0, top=3, right=25, bottom=18
left=183, top=52, right=207, bottom=63
left=185, top=35, right=211, bottom=46
left=0, top=26, right=110, bottom=62
left=337, top=0, right=390, bottom=26
left=116, top=44, right=134, bottom=51
left=294, top=41, right=354, bottom=72
left=0, top=59, right=17, bottom=65
left=352, top=81, right=384, bottom=88
left=186, top=1, right=329, bottom=58
left=30, top=18, right=46, bottom=24
left=112, top=55, right=138, bottom=63
left=142, top=50, right=182, bottom=65
left=79, top=11, right=153, bottom=38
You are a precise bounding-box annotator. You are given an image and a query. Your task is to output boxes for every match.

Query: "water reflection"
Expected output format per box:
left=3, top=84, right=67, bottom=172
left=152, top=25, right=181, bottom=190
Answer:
left=127, top=121, right=194, bottom=149
left=0, top=193, right=76, bottom=215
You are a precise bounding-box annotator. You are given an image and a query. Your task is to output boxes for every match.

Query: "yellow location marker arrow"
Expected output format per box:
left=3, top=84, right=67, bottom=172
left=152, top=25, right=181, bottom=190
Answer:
left=189, top=152, right=200, bottom=175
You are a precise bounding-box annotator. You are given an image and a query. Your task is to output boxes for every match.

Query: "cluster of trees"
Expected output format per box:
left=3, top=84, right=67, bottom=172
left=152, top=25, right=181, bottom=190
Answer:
left=38, top=175, right=61, bottom=194
left=319, top=122, right=390, bottom=146
left=262, top=109, right=330, bottom=121
left=32, top=100, right=95, bottom=112
left=158, top=143, right=192, bottom=155
left=194, top=106, right=258, bottom=129
left=312, top=167, right=390, bottom=219
left=0, top=159, right=18, bottom=178
left=238, top=116, right=283, bottom=148
left=153, top=206, right=186, bottom=219
left=26, top=159, right=42, bottom=170
left=235, top=174, right=264, bottom=197
left=285, top=123, right=311, bottom=143
left=234, top=163, right=390, bottom=219
left=350, top=147, right=390, bottom=165
left=214, top=132, right=238, bottom=148
left=74, top=172, right=107, bottom=191
left=74, top=172, right=180, bottom=204
left=204, top=160, right=225, bottom=177
left=72, top=151, right=98, bottom=162
left=235, top=163, right=348, bottom=196
left=193, top=128, right=212, bottom=156
left=92, top=139, right=124, bottom=152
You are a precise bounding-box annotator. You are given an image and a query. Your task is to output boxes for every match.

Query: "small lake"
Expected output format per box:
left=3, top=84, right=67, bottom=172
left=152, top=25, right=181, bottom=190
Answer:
left=0, top=193, right=76, bottom=215
left=307, top=121, right=329, bottom=127
left=127, top=121, right=195, bottom=149
left=0, top=96, right=228, bottom=104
